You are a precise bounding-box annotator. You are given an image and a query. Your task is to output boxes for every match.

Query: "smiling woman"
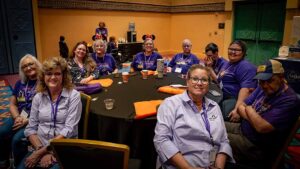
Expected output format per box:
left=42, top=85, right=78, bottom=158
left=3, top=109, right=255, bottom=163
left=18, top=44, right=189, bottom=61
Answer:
left=17, top=57, right=82, bottom=169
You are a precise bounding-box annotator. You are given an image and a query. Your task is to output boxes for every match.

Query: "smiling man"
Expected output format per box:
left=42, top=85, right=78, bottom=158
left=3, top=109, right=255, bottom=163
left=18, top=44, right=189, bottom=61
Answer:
left=225, top=59, right=300, bottom=168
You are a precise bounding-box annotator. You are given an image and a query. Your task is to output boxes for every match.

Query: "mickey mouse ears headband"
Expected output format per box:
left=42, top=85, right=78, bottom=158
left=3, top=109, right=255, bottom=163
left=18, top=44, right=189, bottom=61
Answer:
left=142, top=34, right=155, bottom=41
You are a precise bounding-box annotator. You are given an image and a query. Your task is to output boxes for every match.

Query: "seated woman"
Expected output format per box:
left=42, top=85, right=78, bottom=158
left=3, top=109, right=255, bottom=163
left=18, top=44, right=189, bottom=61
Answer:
left=106, top=36, right=117, bottom=54
left=204, top=43, right=228, bottom=82
left=91, top=39, right=118, bottom=76
left=68, top=41, right=99, bottom=84
left=131, top=34, right=162, bottom=71
left=217, top=40, right=257, bottom=121
left=0, top=54, right=41, bottom=167
left=167, top=39, right=200, bottom=74
left=154, top=64, right=234, bottom=169
left=18, top=57, right=82, bottom=169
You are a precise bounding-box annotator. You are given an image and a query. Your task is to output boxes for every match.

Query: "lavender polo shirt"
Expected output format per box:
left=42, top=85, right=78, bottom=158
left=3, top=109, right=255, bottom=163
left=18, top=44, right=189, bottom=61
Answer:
left=241, top=86, right=300, bottom=149
left=168, top=53, right=200, bottom=74
left=218, top=59, right=257, bottom=98
left=131, top=52, right=162, bottom=71
left=24, top=88, right=82, bottom=146
left=92, top=53, right=117, bottom=76
left=154, top=91, right=234, bottom=169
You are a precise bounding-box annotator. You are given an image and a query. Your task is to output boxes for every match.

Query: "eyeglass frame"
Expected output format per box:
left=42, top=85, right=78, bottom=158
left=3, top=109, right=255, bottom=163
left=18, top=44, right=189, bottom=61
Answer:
left=21, top=62, right=35, bottom=70
left=189, top=76, right=210, bottom=85
left=228, top=48, right=242, bottom=53
left=45, top=72, right=62, bottom=77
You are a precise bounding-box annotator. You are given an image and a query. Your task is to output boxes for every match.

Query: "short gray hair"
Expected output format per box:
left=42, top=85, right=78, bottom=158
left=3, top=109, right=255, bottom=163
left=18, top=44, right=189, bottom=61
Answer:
left=93, top=39, right=107, bottom=53
left=19, top=54, right=42, bottom=83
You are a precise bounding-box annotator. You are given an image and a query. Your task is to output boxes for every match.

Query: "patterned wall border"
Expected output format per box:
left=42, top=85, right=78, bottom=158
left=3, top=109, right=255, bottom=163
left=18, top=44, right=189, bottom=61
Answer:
left=38, top=0, right=225, bottom=13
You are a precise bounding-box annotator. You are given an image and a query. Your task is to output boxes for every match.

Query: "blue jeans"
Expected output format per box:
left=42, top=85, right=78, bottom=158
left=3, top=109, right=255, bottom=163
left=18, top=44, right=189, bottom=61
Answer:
left=12, top=128, right=28, bottom=166
left=17, top=152, right=60, bottom=169
left=0, top=117, right=13, bottom=164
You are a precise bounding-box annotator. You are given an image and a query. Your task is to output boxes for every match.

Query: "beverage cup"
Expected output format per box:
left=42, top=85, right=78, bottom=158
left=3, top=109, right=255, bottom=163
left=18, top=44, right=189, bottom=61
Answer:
left=104, top=98, right=115, bottom=110
left=142, top=70, right=148, bottom=79
left=122, top=72, right=129, bottom=83
left=157, top=71, right=163, bottom=78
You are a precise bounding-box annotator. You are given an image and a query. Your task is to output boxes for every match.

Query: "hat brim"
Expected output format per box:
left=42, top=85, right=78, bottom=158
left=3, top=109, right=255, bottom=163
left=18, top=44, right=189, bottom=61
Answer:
left=253, top=73, right=273, bottom=80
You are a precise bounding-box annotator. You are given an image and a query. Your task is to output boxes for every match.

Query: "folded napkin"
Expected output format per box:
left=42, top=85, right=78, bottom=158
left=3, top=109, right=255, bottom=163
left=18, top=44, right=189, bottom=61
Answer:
left=134, top=100, right=163, bottom=119
left=88, top=78, right=113, bottom=87
left=157, top=86, right=186, bottom=95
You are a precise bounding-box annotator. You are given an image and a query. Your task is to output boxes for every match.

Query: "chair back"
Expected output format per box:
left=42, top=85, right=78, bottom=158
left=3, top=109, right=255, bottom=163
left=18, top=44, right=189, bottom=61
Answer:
left=51, top=139, right=130, bottom=169
left=79, top=93, right=91, bottom=139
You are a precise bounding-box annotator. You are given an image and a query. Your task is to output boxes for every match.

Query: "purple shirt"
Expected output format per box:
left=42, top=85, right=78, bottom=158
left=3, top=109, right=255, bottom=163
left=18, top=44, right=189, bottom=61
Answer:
left=131, top=52, right=162, bottom=71
left=95, top=27, right=108, bottom=41
left=168, top=53, right=200, bottom=74
left=12, top=80, right=37, bottom=113
left=24, top=88, right=82, bottom=146
left=92, top=53, right=116, bottom=76
left=217, top=59, right=257, bottom=98
left=154, top=91, right=234, bottom=169
left=213, top=57, right=228, bottom=75
left=241, top=85, right=300, bottom=150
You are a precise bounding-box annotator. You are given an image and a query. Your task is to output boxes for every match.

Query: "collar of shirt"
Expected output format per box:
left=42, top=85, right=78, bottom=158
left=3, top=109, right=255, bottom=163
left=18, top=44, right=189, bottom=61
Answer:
left=42, top=88, right=69, bottom=99
left=181, top=91, right=216, bottom=113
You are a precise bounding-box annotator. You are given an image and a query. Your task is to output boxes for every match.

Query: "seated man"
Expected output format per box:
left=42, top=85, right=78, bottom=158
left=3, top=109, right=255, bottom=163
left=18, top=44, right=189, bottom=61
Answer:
left=225, top=59, right=300, bottom=167
left=167, top=39, right=200, bottom=74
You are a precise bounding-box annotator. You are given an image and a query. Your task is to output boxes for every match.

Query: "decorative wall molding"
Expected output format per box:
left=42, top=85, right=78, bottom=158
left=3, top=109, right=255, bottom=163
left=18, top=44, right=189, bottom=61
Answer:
left=38, top=0, right=225, bottom=13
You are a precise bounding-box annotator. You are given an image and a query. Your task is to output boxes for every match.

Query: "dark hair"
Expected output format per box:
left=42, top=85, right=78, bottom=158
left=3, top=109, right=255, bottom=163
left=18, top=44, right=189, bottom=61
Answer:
left=229, top=40, right=247, bottom=57
left=109, top=36, right=116, bottom=42
left=99, top=22, right=106, bottom=27
left=205, top=43, right=218, bottom=53
left=60, top=36, right=65, bottom=41
left=187, top=64, right=211, bottom=84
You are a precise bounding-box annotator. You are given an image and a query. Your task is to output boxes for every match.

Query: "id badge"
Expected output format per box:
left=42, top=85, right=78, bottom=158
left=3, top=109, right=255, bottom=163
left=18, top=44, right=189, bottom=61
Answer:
left=20, top=109, right=29, bottom=118
left=209, top=146, right=218, bottom=166
left=175, top=67, right=182, bottom=73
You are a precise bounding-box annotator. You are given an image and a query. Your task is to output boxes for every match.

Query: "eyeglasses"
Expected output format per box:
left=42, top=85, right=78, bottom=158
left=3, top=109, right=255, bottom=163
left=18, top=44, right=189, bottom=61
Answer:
left=189, top=77, right=209, bottom=85
left=228, top=48, right=242, bottom=53
left=45, top=72, right=62, bottom=77
left=21, top=62, right=35, bottom=69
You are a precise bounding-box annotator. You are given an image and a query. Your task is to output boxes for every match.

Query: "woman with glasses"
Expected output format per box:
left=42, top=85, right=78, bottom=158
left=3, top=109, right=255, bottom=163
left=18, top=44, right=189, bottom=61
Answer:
left=131, top=34, right=162, bottom=71
left=217, top=40, right=257, bottom=122
left=0, top=54, right=41, bottom=168
left=68, top=41, right=99, bottom=85
left=167, top=39, right=200, bottom=74
left=18, top=57, right=82, bottom=169
left=91, top=39, right=118, bottom=76
left=154, top=64, right=234, bottom=169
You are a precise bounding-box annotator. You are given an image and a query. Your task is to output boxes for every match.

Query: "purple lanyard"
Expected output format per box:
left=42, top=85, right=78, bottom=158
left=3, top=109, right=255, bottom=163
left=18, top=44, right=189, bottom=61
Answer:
left=180, top=54, right=190, bottom=64
left=24, top=82, right=36, bottom=103
left=48, top=90, right=62, bottom=129
left=201, top=100, right=214, bottom=146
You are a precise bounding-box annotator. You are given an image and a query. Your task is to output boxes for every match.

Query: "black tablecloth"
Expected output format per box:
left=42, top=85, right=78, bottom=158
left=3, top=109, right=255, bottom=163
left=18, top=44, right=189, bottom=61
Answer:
left=89, top=72, right=222, bottom=169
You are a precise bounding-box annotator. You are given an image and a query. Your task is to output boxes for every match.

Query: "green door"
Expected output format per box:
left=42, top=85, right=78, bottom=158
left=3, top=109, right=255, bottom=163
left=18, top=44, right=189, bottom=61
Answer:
left=233, top=0, right=286, bottom=65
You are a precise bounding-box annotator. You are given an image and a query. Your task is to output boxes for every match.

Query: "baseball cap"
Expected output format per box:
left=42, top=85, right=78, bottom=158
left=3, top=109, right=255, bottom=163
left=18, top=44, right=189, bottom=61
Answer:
left=254, top=59, right=284, bottom=80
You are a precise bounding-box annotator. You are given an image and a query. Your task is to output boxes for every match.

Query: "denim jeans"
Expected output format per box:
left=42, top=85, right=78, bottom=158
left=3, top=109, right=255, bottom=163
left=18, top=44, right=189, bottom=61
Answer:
left=0, top=117, right=13, bottom=165
left=12, top=128, right=28, bottom=166
left=17, top=152, right=60, bottom=169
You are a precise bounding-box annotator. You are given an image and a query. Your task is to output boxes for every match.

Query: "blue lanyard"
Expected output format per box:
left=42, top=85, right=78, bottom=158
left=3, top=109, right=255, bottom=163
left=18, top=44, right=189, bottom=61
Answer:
left=48, top=90, right=62, bottom=130
left=201, top=100, right=214, bottom=146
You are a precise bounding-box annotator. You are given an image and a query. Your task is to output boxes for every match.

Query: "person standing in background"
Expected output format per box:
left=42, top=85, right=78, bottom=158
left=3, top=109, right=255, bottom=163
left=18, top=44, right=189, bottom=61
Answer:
left=59, top=36, right=69, bottom=59
left=95, top=21, right=108, bottom=42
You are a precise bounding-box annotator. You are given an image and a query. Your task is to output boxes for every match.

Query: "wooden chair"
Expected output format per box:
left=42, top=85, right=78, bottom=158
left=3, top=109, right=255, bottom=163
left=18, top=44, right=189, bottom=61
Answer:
left=50, top=139, right=130, bottom=169
left=79, top=93, right=91, bottom=139
left=272, top=116, right=300, bottom=169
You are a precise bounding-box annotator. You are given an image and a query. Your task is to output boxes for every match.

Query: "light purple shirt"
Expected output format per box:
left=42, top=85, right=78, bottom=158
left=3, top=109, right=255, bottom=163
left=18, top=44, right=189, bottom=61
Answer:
left=154, top=91, right=234, bottom=169
left=24, top=88, right=82, bottom=146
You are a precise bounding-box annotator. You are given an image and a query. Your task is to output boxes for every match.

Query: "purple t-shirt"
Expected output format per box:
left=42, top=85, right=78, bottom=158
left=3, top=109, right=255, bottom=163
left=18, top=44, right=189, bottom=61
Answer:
left=168, top=53, right=200, bottom=74
left=217, top=59, right=257, bottom=98
left=241, top=86, right=300, bottom=150
left=214, top=57, right=228, bottom=75
left=13, top=79, right=37, bottom=113
left=131, top=52, right=162, bottom=71
left=92, top=53, right=116, bottom=76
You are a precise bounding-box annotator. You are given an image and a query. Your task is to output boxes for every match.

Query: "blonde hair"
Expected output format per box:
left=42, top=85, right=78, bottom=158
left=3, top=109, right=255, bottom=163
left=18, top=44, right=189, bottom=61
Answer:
left=37, top=57, right=73, bottom=92
left=93, top=39, right=107, bottom=53
left=19, top=54, right=42, bottom=83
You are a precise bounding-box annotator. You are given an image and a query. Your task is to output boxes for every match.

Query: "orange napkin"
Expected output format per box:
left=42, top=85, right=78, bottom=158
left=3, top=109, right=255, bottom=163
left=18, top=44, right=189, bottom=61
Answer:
left=88, top=78, right=113, bottom=87
left=157, top=86, right=186, bottom=95
left=134, top=100, right=163, bottom=119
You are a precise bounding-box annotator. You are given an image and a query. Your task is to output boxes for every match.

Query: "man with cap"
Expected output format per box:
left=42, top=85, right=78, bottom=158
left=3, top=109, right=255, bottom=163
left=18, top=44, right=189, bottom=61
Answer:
left=225, top=59, right=300, bottom=167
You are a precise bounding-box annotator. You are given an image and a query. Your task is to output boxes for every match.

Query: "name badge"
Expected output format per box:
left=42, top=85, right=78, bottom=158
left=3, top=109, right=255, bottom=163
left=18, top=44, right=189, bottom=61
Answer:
left=219, top=81, right=223, bottom=89
left=175, top=67, right=182, bottom=73
left=20, top=109, right=29, bottom=119
left=209, top=146, right=218, bottom=166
